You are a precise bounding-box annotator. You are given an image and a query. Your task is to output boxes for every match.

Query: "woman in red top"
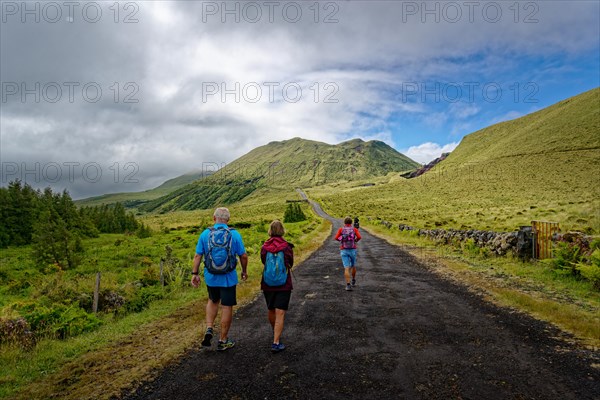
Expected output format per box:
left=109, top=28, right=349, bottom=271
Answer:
left=260, top=220, right=294, bottom=353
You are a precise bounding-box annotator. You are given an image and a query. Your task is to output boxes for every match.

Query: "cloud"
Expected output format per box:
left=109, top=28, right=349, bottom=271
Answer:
left=403, top=142, right=460, bottom=164
left=1, top=1, right=598, bottom=198
left=449, top=103, right=480, bottom=119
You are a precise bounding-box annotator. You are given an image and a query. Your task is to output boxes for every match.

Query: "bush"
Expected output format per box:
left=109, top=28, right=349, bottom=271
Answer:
left=461, top=238, right=479, bottom=258
left=20, top=302, right=101, bottom=340
left=123, top=286, right=164, bottom=314
left=136, top=223, right=152, bottom=238
left=577, top=249, right=600, bottom=290
left=140, top=267, right=160, bottom=287
left=283, top=203, right=306, bottom=223
left=0, top=317, right=35, bottom=349
left=552, top=241, right=581, bottom=276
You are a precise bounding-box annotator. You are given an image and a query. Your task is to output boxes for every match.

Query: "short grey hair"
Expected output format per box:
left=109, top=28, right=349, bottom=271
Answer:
left=213, top=207, right=230, bottom=222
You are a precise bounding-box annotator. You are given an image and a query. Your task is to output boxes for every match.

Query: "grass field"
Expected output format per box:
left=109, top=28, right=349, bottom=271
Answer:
left=0, top=188, right=331, bottom=399
left=310, top=88, right=600, bottom=234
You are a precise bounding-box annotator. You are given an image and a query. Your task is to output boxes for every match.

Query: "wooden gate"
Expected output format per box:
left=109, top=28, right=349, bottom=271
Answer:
left=531, top=221, right=560, bottom=259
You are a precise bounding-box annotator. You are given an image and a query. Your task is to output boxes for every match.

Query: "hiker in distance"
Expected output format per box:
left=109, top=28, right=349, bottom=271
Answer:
left=261, top=220, right=294, bottom=353
left=353, top=216, right=360, bottom=229
left=191, top=207, right=248, bottom=351
left=335, top=217, right=362, bottom=291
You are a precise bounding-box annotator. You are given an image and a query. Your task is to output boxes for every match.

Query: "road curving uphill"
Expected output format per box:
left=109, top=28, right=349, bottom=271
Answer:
left=125, top=195, right=599, bottom=400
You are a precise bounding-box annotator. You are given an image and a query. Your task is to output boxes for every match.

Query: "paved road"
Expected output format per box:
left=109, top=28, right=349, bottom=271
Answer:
left=124, top=195, right=599, bottom=399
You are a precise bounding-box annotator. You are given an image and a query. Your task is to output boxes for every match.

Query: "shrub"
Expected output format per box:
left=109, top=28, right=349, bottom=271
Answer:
left=0, top=317, right=35, bottom=349
left=136, top=223, right=152, bottom=238
left=461, top=239, right=479, bottom=258
left=20, top=302, right=101, bottom=340
left=576, top=249, right=600, bottom=290
left=551, top=241, right=581, bottom=276
left=283, top=203, right=306, bottom=223
left=140, top=267, right=160, bottom=287
left=123, top=286, right=164, bottom=314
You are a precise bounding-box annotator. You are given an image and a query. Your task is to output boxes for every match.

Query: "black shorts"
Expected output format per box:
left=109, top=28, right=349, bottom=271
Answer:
left=263, top=290, right=291, bottom=311
left=206, top=285, right=237, bottom=306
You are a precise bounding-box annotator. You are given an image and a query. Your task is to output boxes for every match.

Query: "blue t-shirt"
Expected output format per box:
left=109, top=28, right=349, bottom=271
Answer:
left=195, top=223, right=246, bottom=287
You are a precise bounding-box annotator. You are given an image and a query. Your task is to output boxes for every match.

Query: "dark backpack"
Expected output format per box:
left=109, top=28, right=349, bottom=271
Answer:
left=263, top=250, right=287, bottom=286
left=205, top=227, right=237, bottom=274
left=340, top=226, right=356, bottom=249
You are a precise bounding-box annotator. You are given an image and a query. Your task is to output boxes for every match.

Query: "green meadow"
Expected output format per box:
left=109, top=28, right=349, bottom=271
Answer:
left=310, top=88, right=600, bottom=234
left=0, top=189, right=331, bottom=399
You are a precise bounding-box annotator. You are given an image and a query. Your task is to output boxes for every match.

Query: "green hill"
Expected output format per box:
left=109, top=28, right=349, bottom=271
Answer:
left=76, top=170, right=209, bottom=208
left=311, top=87, right=600, bottom=233
left=140, top=138, right=420, bottom=213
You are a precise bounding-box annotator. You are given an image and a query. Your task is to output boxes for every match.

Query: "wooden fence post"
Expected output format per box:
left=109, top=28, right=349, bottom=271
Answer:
left=92, top=272, right=101, bottom=313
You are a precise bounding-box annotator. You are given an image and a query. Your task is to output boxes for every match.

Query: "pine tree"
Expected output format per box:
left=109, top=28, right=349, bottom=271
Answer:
left=283, top=202, right=307, bottom=223
left=32, top=193, right=84, bottom=270
left=0, top=181, right=39, bottom=246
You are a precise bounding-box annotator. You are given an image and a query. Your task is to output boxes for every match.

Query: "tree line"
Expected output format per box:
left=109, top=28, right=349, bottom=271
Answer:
left=0, top=180, right=150, bottom=268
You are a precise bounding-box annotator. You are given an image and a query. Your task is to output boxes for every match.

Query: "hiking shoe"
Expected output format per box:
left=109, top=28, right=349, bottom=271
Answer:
left=351, top=279, right=356, bottom=287
left=201, top=327, right=213, bottom=347
left=271, top=343, right=286, bottom=353
left=345, top=283, right=352, bottom=291
left=217, top=339, right=235, bottom=351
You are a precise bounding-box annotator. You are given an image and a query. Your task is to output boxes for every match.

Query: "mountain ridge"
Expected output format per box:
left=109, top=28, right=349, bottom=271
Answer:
left=139, top=137, right=420, bottom=213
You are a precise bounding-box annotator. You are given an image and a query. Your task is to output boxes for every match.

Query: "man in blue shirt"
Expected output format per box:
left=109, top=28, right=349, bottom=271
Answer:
left=191, top=207, right=248, bottom=351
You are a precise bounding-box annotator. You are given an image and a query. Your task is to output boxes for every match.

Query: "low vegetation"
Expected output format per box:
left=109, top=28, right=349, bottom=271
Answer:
left=0, top=189, right=328, bottom=399
left=310, top=88, right=600, bottom=234
left=283, top=202, right=307, bottom=223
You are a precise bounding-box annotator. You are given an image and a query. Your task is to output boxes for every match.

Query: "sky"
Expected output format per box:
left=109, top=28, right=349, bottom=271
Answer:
left=1, top=0, right=599, bottom=199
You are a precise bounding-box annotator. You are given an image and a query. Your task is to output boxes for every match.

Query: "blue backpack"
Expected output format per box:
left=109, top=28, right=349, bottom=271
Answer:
left=263, top=251, right=287, bottom=286
left=205, top=227, right=237, bottom=274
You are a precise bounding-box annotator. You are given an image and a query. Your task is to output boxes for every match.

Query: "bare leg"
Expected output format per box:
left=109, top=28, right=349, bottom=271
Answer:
left=205, top=299, right=219, bottom=329
left=344, top=268, right=351, bottom=284
left=268, top=309, right=276, bottom=329
left=273, top=309, right=286, bottom=344
left=351, top=267, right=357, bottom=279
left=220, top=305, right=233, bottom=341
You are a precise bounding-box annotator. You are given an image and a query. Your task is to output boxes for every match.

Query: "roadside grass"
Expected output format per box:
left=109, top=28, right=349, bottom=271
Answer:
left=308, top=149, right=600, bottom=234
left=1, top=193, right=331, bottom=400
left=362, top=222, right=600, bottom=349
left=2, top=290, right=201, bottom=400
left=308, top=89, right=600, bottom=235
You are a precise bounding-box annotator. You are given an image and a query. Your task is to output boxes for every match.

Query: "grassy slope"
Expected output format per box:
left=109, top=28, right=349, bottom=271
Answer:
left=75, top=171, right=208, bottom=208
left=140, top=138, right=420, bottom=213
left=1, top=188, right=331, bottom=400
left=311, top=88, right=600, bottom=233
